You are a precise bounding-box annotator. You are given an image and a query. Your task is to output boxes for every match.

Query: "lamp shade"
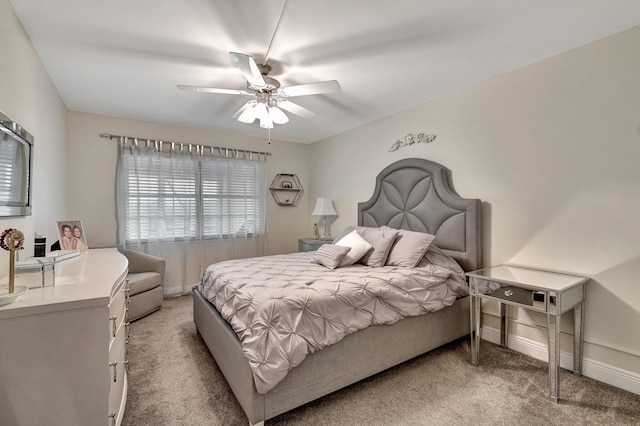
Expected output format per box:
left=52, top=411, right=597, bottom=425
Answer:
left=312, top=198, right=337, bottom=216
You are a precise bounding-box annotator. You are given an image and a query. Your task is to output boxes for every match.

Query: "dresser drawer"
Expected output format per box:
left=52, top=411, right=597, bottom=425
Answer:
left=108, top=280, right=127, bottom=344
left=108, top=319, right=127, bottom=424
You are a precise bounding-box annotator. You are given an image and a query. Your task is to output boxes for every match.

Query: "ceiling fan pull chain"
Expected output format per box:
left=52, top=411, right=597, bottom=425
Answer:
left=264, top=0, right=290, bottom=63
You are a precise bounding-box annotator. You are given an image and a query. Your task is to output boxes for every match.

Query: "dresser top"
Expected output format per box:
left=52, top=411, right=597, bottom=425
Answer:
left=0, top=248, right=128, bottom=319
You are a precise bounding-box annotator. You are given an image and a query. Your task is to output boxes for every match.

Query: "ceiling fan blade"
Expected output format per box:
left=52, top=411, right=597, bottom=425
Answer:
left=232, top=100, right=257, bottom=119
left=278, top=80, right=341, bottom=97
left=177, top=85, right=250, bottom=96
left=276, top=100, right=316, bottom=118
left=229, top=52, right=266, bottom=87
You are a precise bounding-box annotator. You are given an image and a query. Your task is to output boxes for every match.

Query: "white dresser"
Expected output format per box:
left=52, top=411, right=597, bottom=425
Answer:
left=0, top=248, right=129, bottom=426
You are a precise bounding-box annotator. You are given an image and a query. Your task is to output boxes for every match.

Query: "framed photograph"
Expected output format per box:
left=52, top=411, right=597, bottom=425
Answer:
left=281, top=180, right=293, bottom=189
left=56, top=220, right=88, bottom=253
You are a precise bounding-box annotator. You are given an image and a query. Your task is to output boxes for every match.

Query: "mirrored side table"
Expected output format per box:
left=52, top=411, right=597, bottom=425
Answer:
left=466, top=264, right=589, bottom=403
left=298, top=238, right=326, bottom=252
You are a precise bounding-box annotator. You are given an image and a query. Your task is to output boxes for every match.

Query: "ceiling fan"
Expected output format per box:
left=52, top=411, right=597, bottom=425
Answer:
left=178, top=52, right=341, bottom=129
left=177, top=0, right=339, bottom=130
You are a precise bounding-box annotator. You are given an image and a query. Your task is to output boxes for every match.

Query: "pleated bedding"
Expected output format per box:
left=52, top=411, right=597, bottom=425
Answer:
left=196, top=246, right=468, bottom=394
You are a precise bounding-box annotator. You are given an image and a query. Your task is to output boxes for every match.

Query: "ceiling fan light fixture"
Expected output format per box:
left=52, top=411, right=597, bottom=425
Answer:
left=260, top=113, right=274, bottom=129
left=254, top=102, right=269, bottom=121
left=269, top=106, right=289, bottom=124
left=232, top=100, right=256, bottom=119
left=237, top=107, right=257, bottom=123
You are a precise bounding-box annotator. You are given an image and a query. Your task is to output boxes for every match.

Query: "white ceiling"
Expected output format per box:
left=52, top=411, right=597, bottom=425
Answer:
left=9, top=0, right=640, bottom=143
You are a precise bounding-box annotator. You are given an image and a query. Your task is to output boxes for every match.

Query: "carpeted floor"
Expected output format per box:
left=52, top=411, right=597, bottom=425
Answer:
left=122, top=295, right=640, bottom=426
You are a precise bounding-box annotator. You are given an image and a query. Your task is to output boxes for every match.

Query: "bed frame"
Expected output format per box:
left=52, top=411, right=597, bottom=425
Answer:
left=193, top=158, right=482, bottom=425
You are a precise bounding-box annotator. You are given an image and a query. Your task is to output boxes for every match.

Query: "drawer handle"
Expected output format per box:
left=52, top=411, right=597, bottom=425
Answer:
left=108, top=412, right=116, bottom=426
left=110, top=315, right=117, bottom=337
left=504, top=290, right=513, bottom=297
left=123, top=359, right=130, bottom=373
left=125, top=322, right=131, bottom=339
left=109, top=361, right=118, bottom=382
left=124, top=286, right=131, bottom=304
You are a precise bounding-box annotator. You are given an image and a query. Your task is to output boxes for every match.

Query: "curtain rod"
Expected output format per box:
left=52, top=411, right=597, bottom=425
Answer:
left=99, top=133, right=272, bottom=157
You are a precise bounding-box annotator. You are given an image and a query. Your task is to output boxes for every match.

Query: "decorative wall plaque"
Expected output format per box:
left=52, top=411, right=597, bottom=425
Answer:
left=389, top=133, right=436, bottom=152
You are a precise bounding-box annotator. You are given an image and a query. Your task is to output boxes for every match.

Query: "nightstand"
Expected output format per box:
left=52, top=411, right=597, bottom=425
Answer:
left=298, top=238, right=326, bottom=252
left=466, top=264, right=589, bottom=403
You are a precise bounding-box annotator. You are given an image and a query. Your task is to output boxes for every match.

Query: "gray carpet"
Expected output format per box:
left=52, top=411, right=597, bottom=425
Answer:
left=122, top=295, right=640, bottom=426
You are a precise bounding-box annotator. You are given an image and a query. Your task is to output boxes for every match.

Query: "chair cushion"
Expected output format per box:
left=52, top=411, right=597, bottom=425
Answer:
left=128, top=286, right=163, bottom=321
left=128, top=272, right=162, bottom=296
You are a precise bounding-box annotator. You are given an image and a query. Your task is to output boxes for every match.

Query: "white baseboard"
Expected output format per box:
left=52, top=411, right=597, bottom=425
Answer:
left=481, top=325, right=640, bottom=396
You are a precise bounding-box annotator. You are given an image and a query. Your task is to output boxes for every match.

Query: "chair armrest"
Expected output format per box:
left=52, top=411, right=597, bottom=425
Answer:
left=119, top=248, right=166, bottom=285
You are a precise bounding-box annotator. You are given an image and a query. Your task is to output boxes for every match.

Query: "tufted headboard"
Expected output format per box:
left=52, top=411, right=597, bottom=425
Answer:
left=358, top=158, right=481, bottom=272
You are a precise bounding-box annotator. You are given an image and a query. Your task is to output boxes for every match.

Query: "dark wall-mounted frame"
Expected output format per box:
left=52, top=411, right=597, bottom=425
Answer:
left=269, top=173, right=303, bottom=206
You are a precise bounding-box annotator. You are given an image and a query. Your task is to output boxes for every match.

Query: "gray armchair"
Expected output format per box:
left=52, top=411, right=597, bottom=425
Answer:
left=119, top=248, right=166, bottom=321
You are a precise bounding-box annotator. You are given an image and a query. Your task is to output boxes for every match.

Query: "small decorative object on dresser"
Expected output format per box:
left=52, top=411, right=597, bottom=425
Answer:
left=298, top=238, right=325, bottom=252
left=56, top=220, right=88, bottom=252
left=1, top=227, right=25, bottom=298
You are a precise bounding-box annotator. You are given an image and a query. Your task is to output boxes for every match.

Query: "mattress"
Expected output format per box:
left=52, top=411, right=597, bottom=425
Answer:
left=196, top=246, right=468, bottom=394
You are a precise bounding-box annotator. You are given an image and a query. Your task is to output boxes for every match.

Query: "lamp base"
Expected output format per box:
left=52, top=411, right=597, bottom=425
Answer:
left=320, top=216, right=332, bottom=242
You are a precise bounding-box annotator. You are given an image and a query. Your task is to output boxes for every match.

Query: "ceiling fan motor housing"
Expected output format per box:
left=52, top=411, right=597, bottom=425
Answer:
left=249, top=74, right=280, bottom=93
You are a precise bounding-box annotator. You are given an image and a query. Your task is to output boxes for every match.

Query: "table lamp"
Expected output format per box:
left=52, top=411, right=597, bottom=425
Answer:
left=312, top=197, right=338, bottom=241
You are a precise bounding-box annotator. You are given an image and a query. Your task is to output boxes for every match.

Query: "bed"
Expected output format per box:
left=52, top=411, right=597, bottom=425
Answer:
left=193, top=157, right=482, bottom=425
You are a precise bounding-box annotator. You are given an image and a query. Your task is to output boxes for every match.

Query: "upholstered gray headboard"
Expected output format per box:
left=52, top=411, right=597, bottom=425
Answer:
left=358, top=158, right=481, bottom=272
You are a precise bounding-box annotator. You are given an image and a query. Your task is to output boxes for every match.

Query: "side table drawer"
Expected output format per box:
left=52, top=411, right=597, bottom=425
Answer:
left=489, top=286, right=534, bottom=306
left=298, top=238, right=325, bottom=252
left=469, top=278, right=553, bottom=312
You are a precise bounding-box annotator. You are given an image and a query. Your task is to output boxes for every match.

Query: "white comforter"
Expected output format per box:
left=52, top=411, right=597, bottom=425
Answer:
left=196, top=247, right=468, bottom=394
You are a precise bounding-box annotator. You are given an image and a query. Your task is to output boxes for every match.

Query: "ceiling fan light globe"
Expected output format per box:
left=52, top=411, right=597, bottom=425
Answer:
left=254, top=102, right=269, bottom=120
left=270, top=106, right=289, bottom=124
left=232, top=100, right=256, bottom=119
left=260, top=114, right=274, bottom=129
left=237, top=107, right=257, bottom=124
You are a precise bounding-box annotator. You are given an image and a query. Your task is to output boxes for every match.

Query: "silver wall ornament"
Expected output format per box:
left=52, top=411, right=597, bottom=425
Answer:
left=388, top=133, right=436, bottom=152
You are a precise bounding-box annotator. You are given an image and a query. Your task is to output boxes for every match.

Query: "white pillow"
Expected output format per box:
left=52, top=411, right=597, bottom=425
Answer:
left=334, top=229, right=372, bottom=266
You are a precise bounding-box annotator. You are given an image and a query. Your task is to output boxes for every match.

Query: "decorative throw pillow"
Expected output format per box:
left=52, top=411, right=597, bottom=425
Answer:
left=358, top=227, right=399, bottom=267
left=334, top=229, right=373, bottom=266
left=311, top=244, right=351, bottom=269
left=331, top=226, right=356, bottom=244
left=382, top=226, right=436, bottom=268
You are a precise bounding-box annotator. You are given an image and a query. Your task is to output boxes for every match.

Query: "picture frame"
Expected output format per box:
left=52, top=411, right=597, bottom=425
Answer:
left=281, top=180, right=293, bottom=189
left=56, top=220, right=88, bottom=253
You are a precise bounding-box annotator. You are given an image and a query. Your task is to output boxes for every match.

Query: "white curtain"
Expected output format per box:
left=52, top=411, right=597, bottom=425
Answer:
left=116, top=138, right=267, bottom=296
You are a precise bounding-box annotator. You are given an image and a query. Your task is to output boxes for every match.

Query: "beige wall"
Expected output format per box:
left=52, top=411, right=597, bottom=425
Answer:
left=66, top=111, right=311, bottom=255
left=0, top=0, right=68, bottom=276
left=310, top=26, right=640, bottom=378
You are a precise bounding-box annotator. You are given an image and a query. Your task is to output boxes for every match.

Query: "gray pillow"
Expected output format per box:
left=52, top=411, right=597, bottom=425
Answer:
left=358, top=227, right=399, bottom=267
left=311, top=244, right=351, bottom=269
left=382, top=226, right=436, bottom=268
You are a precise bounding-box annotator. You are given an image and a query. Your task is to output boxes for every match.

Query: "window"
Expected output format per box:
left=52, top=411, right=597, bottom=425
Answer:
left=118, top=145, right=266, bottom=243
